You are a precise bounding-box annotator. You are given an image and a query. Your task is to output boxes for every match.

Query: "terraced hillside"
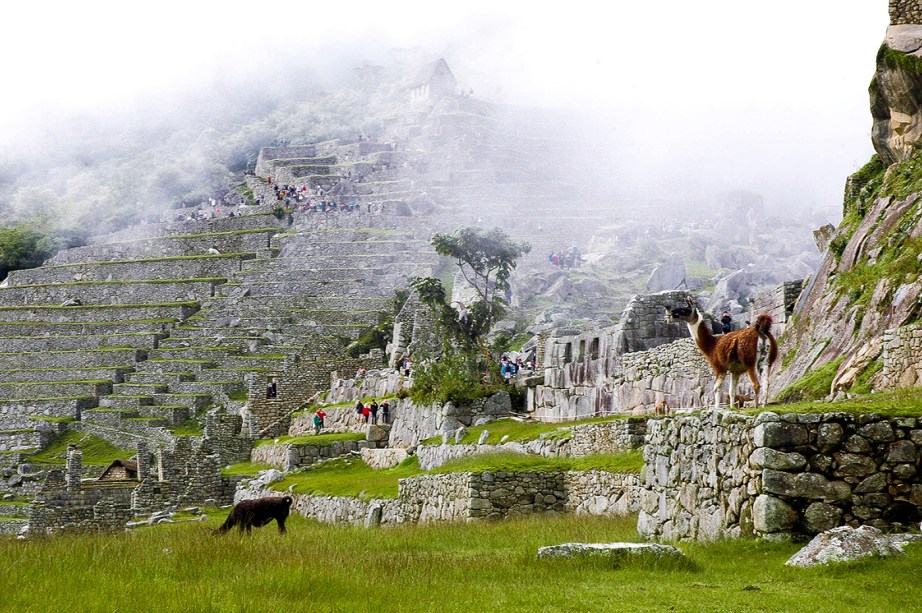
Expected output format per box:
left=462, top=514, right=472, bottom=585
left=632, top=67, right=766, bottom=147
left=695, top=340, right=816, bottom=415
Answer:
left=0, top=202, right=440, bottom=463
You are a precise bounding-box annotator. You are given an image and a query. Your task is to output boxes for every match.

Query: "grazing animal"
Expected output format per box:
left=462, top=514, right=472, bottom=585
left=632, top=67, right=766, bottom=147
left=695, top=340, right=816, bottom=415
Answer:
left=733, top=392, right=754, bottom=409
left=665, top=297, right=778, bottom=409
left=654, top=399, right=671, bottom=416
left=213, top=496, right=292, bottom=536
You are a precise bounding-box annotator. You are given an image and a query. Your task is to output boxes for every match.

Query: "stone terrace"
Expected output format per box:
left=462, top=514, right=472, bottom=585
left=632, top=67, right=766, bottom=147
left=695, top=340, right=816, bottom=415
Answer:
left=0, top=212, right=289, bottom=454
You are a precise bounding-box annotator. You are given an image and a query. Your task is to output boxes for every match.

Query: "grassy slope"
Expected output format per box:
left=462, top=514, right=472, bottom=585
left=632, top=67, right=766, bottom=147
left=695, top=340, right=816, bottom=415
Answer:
left=1, top=514, right=920, bottom=612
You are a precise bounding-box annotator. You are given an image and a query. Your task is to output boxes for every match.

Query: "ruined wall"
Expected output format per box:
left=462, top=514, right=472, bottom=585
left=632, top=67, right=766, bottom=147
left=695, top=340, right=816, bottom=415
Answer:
left=638, top=409, right=922, bottom=542
left=617, top=338, right=714, bottom=412
left=891, top=0, right=922, bottom=24
left=881, top=323, right=922, bottom=389
left=387, top=392, right=511, bottom=447
left=275, top=469, right=641, bottom=526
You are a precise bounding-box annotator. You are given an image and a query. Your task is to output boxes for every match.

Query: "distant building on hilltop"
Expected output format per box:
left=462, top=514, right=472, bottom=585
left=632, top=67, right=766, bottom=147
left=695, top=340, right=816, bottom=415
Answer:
left=409, top=58, right=457, bottom=109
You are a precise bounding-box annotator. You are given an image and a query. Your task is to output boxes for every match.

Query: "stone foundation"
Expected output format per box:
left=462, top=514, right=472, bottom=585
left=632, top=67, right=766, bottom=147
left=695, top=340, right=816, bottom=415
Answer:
left=638, top=409, right=922, bottom=542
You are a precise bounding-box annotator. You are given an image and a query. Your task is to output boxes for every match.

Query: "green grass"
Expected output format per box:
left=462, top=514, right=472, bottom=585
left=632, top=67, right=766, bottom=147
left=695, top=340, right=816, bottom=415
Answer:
left=277, top=455, right=421, bottom=499
left=758, top=387, right=922, bottom=419
left=220, top=462, right=274, bottom=477
left=430, top=451, right=644, bottom=475
left=1, top=513, right=920, bottom=611
left=169, top=419, right=204, bottom=437
left=254, top=432, right=365, bottom=448
left=47, top=252, right=256, bottom=267
left=774, top=357, right=844, bottom=404
left=27, top=430, right=133, bottom=466
left=424, top=416, right=628, bottom=446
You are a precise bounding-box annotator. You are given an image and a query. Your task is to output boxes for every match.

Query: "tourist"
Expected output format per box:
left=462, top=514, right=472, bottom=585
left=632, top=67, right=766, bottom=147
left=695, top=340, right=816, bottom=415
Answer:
left=370, top=400, right=379, bottom=424
left=381, top=400, right=390, bottom=424
left=362, top=404, right=371, bottom=424
left=721, top=311, right=732, bottom=334
left=266, top=378, right=278, bottom=399
left=355, top=400, right=364, bottom=418
left=313, top=409, right=326, bottom=435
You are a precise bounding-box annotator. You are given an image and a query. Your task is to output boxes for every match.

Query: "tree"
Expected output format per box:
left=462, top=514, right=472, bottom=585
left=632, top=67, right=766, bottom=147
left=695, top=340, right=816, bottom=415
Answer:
left=412, top=226, right=530, bottom=353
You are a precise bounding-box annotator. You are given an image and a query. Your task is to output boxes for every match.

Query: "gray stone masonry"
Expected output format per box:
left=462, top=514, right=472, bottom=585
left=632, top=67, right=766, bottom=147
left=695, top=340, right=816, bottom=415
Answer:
left=638, top=409, right=922, bottom=542
left=251, top=438, right=384, bottom=471
left=6, top=256, right=248, bottom=287
left=882, top=323, right=922, bottom=389
left=0, top=279, right=221, bottom=306
left=892, top=0, right=922, bottom=24
left=250, top=468, right=641, bottom=526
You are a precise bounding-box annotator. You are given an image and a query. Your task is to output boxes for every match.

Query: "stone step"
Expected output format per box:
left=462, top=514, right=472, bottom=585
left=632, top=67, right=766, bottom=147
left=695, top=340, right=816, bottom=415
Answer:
left=135, top=405, right=189, bottom=426
left=0, top=302, right=199, bottom=323
left=169, top=380, right=241, bottom=397
left=0, top=396, right=98, bottom=420
left=87, top=212, right=283, bottom=245
left=198, top=367, right=272, bottom=380
left=0, top=348, right=148, bottom=370
left=5, top=254, right=253, bottom=286
left=47, top=229, right=277, bottom=265
left=168, top=326, right=268, bottom=340
left=0, top=320, right=175, bottom=336
left=0, top=333, right=165, bottom=353
left=148, top=347, right=240, bottom=361
left=0, top=367, right=134, bottom=384
left=0, top=279, right=225, bottom=306
left=0, top=428, right=49, bottom=452
left=212, top=354, right=290, bottom=370
left=112, top=382, right=170, bottom=394
left=151, top=393, right=211, bottom=411
left=137, top=358, right=218, bottom=372
left=0, top=381, right=112, bottom=400
left=157, top=336, right=268, bottom=350
left=123, top=371, right=197, bottom=384
left=97, top=394, right=155, bottom=409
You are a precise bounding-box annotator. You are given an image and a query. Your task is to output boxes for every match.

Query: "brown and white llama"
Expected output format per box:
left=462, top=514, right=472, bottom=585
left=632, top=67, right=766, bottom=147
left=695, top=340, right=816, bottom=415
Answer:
left=665, top=297, right=778, bottom=409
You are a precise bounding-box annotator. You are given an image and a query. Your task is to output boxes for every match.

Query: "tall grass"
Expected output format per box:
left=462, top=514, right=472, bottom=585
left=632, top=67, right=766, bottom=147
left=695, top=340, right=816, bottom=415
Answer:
left=1, top=514, right=920, bottom=612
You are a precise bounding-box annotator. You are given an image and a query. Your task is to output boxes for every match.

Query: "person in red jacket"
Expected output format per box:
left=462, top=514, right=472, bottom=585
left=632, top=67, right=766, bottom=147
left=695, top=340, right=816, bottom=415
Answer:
left=313, top=409, right=326, bottom=435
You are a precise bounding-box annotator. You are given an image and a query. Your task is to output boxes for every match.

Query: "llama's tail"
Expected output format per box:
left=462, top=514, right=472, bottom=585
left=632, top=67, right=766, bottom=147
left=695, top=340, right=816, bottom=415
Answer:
left=754, top=313, right=773, bottom=336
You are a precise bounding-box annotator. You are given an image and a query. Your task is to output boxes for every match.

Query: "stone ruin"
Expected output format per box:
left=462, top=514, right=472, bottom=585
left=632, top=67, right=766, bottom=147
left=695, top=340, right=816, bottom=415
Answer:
left=27, top=410, right=251, bottom=534
left=528, top=283, right=805, bottom=420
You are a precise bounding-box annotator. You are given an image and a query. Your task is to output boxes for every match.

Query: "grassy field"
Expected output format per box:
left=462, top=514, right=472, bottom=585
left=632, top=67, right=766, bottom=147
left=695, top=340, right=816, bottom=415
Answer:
left=1, top=513, right=920, bottom=612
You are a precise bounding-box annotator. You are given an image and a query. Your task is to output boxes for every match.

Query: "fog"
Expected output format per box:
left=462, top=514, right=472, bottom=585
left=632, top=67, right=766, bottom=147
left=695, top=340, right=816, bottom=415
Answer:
left=0, top=1, right=890, bottom=226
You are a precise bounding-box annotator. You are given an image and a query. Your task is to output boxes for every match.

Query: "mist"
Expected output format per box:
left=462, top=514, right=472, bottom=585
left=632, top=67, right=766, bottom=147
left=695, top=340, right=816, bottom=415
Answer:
left=0, top=1, right=890, bottom=231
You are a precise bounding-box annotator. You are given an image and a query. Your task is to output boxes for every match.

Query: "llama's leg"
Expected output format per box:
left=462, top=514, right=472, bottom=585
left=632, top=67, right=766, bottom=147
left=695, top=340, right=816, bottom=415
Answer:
left=729, top=372, right=740, bottom=410
left=713, top=373, right=725, bottom=409
left=747, top=367, right=761, bottom=408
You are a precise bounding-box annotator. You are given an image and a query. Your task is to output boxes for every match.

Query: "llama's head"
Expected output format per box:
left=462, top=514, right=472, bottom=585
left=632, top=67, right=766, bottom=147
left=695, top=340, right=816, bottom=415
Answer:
left=664, top=297, right=700, bottom=325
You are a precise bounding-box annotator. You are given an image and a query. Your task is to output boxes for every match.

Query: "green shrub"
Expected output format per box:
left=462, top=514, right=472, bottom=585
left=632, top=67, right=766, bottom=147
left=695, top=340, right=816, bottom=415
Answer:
left=409, top=352, right=491, bottom=406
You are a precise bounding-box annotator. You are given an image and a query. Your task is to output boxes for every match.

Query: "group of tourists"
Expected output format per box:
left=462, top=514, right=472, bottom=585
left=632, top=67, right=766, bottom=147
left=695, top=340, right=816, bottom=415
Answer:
left=548, top=245, right=582, bottom=269
left=355, top=399, right=391, bottom=424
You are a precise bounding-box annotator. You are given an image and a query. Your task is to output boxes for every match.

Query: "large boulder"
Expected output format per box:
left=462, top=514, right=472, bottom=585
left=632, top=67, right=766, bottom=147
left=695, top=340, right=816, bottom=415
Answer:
left=645, top=253, right=687, bottom=292
left=785, top=525, right=916, bottom=567
left=537, top=542, right=685, bottom=563
left=872, top=28, right=922, bottom=165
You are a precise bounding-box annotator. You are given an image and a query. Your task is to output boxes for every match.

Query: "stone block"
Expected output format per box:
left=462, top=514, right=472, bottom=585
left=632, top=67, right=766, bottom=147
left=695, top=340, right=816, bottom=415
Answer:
left=750, top=448, right=807, bottom=471
left=753, top=422, right=808, bottom=448
left=802, top=502, right=843, bottom=534
left=753, top=494, right=797, bottom=533
left=887, top=439, right=918, bottom=463
left=536, top=542, right=685, bottom=562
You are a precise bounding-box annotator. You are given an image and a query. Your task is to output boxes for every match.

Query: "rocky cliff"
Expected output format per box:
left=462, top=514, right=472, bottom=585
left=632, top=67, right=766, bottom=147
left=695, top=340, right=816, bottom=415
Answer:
left=775, top=4, right=922, bottom=397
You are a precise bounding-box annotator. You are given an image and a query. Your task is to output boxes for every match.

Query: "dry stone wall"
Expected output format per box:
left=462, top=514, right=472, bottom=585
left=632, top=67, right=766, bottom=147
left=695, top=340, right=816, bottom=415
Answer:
left=251, top=468, right=641, bottom=526
left=638, top=409, right=922, bottom=542
left=881, top=323, right=922, bottom=389
left=891, top=0, right=922, bottom=24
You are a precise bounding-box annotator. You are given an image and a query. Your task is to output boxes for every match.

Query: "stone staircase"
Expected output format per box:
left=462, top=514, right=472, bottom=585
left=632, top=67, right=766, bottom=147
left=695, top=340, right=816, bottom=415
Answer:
left=0, top=210, right=288, bottom=454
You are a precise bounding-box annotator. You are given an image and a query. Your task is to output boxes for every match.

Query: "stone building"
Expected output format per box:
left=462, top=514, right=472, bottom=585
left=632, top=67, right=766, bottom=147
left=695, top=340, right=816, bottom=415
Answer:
left=409, top=58, right=457, bottom=110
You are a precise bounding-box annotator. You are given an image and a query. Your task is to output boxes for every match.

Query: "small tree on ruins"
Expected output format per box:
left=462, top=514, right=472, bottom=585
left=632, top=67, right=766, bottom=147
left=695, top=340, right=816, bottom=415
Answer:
left=409, top=227, right=529, bottom=402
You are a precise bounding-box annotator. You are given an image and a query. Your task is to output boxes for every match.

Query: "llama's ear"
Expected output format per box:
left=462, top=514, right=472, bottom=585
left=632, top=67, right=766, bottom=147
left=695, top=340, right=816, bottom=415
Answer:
left=685, top=296, right=695, bottom=308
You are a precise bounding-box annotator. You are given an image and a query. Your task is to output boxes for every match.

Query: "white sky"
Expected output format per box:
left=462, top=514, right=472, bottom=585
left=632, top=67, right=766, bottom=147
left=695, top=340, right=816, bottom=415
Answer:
left=0, top=0, right=891, bottom=212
